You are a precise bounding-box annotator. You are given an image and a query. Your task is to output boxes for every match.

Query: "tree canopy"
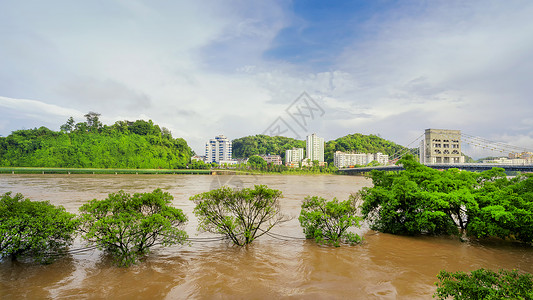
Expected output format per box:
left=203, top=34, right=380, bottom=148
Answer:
left=0, top=192, right=79, bottom=264
left=79, top=189, right=188, bottom=266
left=299, top=195, right=362, bottom=246
left=360, top=155, right=533, bottom=243
left=435, top=268, right=533, bottom=299
left=232, top=135, right=305, bottom=159
left=0, top=116, right=192, bottom=169
left=191, top=185, right=286, bottom=246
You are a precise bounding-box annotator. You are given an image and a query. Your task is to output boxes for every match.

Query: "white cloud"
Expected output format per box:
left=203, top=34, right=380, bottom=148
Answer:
left=1, top=1, right=533, bottom=158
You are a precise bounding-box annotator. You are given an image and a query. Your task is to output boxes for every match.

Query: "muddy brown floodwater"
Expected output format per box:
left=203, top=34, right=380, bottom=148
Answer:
left=1, top=174, right=532, bottom=299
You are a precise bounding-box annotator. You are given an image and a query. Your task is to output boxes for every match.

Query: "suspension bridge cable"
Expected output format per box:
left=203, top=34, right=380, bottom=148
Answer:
left=390, top=132, right=425, bottom=160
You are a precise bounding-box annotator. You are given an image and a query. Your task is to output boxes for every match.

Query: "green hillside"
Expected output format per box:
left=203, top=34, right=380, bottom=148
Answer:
left=0, top=116, right=192, bottom=169
left=232, top=135, right=305, bottom=159
left=325, top=133, right=407, bottom=163
left=232, top=133, right=407, bottom=164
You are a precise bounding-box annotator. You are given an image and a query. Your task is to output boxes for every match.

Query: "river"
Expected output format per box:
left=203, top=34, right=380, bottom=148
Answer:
left=1, top=174, right=532, bottom=299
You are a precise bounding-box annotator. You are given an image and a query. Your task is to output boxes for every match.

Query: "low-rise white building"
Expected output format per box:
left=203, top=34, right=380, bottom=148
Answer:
left=260, top=155, right=282, bottom=166
left=483, top=157, right=528, bottom=164
left=285, top=148, right=305, bottom=166
left=333, top=151, right=389, bottom=168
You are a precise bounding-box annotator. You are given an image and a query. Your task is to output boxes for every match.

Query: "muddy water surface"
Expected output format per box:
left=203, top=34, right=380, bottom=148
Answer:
left=1, top=174, right=532, bottom=299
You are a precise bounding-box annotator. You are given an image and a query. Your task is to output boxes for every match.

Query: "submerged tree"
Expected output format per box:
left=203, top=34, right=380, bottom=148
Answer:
left=191, top=185, right=286, bottom=246
left=79, top=189, right=188, bottom=266
left=435, top=268, right=533, bottom=299
left=299, top=195, right=362, bottom=246
left=0, top=192, right=79, bottom=264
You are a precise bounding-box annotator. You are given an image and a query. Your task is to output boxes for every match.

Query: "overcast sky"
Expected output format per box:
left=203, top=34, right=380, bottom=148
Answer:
left=1, top=0, right=533, bottom=158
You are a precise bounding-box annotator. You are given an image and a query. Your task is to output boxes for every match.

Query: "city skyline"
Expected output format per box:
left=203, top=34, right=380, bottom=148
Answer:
left=1, top=1, right=533, bottom=158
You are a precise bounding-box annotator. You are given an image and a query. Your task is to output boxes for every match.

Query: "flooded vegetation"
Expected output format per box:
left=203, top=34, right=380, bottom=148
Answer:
left=1, top=174, right=532, bottom=299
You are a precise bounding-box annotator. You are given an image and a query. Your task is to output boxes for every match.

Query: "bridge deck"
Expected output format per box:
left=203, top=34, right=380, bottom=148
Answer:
left=339, top=163, right=533, bottom=174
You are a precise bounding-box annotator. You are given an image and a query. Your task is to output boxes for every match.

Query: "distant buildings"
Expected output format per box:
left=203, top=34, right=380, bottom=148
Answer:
left=482, top=157, right=528, bottom=164
left=509, top=152, right=533, bottom=164
left=191, top=155, right=205, bottom=162
left=333, top=151, right=389, bottom=168
left=306, top=133, right=325, bottom=163
left=283, top=134, right=326, bottom=167
left=420, top=129, right=464, bottom=164
left=285, top=147, right=305, bottom=167
left=205, top=135, right=233, bottom=164
left=260, top=154, right=282, bottom=166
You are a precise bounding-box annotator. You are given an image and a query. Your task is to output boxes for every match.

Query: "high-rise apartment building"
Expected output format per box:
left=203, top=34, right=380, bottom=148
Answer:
left=205, top=135, right=232, bottom=164
left=420, top=129, right=464, bottom=164
left=306, top=133, right=324, bottom=162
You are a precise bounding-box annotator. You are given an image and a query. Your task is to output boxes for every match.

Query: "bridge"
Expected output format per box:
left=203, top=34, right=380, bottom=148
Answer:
left=339, top=163, right=533, bottom=174
left=337, top=129, right=533, bottom=174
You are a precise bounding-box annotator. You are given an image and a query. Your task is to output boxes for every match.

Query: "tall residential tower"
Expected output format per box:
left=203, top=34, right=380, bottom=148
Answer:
left=205, top=135, right=232, bottom=164
left=306, top=133, right=324, bottom=163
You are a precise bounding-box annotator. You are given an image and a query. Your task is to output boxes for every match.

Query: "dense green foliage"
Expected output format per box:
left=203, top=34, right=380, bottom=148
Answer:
left=79, top=189, right=188, bottom=266
left=0, top=116, right=192, bottom=169
left=191, top=185, right=286, bottom=246
left=360, top=155, right=533, bottom=243
left=299, top=195, right=362, bottom=246
left=0, top=192, right=78, bottom=264
left=435, top=269, right=533, bottom=299
left=247, top=155, right=267, bottom=168
left=324, top=133, right=406, bottom=163
left=232, top=135, right=305, bottom=159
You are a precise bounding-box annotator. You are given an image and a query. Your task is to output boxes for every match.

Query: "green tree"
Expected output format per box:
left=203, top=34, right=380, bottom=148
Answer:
left=248, top=155, right=267, bottom=169
left=360, top=155, right=533, bottom=243
left=191, top=185, right=286, bottom=246
left=60, top=117, right=76, bottom=133
left=435, top=269, right=533, bottom=299
left=299, top=195, right=362, bottom=246
left=79, top=189, right=188, bottom=266
left=0, top=192, right=79, bottom=264
left=84, top=111, right=102, bottom=132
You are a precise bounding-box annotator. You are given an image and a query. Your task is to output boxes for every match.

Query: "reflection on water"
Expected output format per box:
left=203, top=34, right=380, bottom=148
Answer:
left=1, top=174, right=532, bottom=299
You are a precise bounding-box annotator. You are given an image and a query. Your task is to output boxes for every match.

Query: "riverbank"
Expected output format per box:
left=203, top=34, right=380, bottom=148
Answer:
left=0, top=167, right=212, bottom=175
left=0, top=167, right=349, bottom=176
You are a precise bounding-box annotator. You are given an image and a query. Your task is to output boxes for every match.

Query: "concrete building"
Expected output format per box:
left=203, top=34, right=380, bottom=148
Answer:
left=420, top=129, right=464, bottom=164
left=509, top=152, right=533, bottom=164
left=260, top=155, right=282, bottom=166
left=285, top=148, right=305, bottom=167
left=306, top=133, right=324, bottom=163
left=483, top=157, right=528, bottom=164
left=191, top=155, right=205, bottom=162
left=333, top=151, right=389, bottom=168
left=205, top=135, right=232, bottom=164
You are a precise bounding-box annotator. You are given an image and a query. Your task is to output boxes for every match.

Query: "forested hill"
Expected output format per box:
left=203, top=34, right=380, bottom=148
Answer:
left=324, top=133, right=407, bottom=163
left=232, top=135, right=305, bottom=159
left=232, top=133, right=407, bottom=163
left=0, top=115, right=192, bottom=169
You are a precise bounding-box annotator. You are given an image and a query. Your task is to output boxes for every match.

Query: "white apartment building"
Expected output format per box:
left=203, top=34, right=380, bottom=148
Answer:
left=260, top=155, right=282, bottom=166
left=306, top=133, right=324, bottom=162
left=333, top=151, right=389, bottom=168
left=285, top=148, right=305, bottom=166
left=205, top=135, right=232, bottom=164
